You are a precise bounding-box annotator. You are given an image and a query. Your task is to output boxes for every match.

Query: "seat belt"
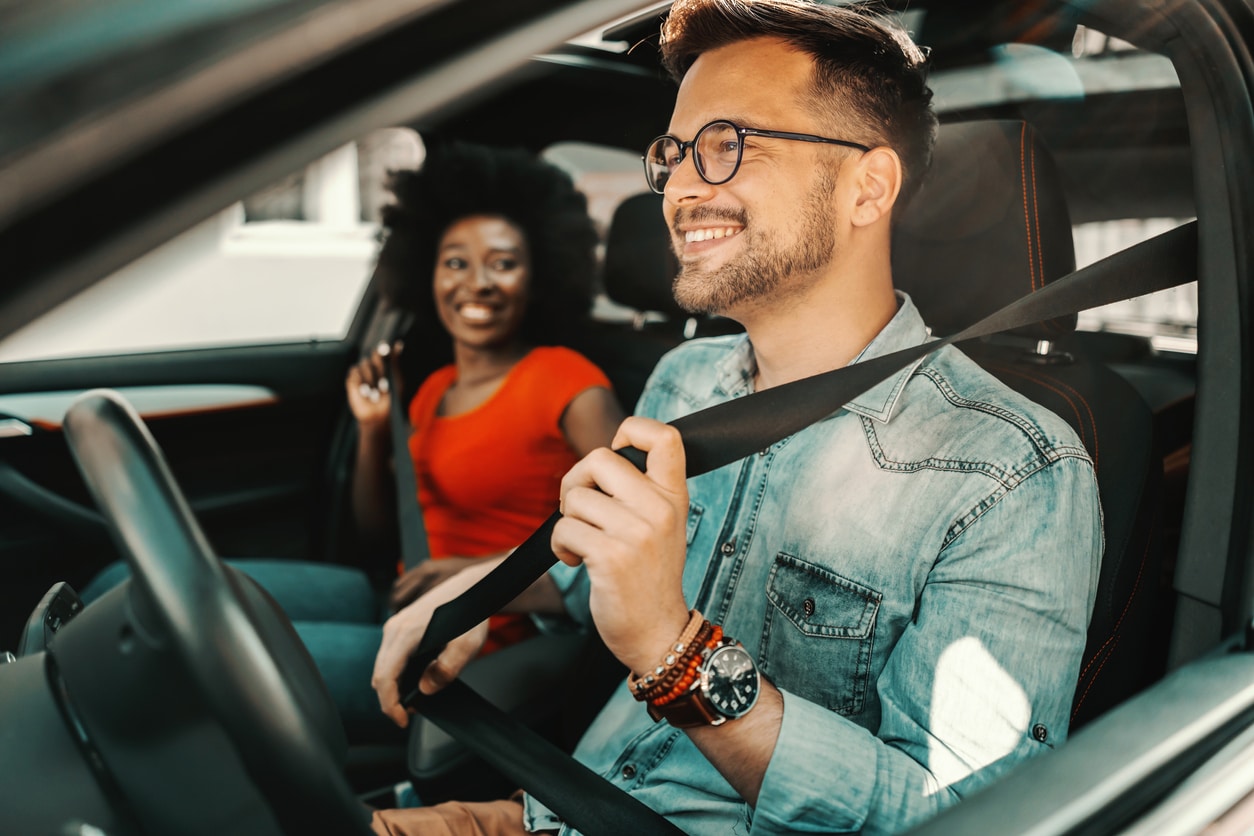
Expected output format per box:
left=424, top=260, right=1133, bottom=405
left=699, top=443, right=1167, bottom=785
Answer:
left=402, top=221, right=1197, bottom=834
left=381, top=310, right=430, bottom=571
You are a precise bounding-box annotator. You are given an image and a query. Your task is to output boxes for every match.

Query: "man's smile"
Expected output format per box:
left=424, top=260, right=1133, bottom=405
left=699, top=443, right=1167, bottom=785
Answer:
left=683, top=226, right=743, bottom=243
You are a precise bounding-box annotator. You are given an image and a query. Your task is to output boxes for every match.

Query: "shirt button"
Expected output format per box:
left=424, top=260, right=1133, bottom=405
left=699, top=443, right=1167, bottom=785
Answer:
left=720, top=541, right=735, bottom=556
left=802, top=597, right=816, bottom=618
left=1032, top=724, right=1048, bottom=742
left=621, top=764, right=637, bottom=780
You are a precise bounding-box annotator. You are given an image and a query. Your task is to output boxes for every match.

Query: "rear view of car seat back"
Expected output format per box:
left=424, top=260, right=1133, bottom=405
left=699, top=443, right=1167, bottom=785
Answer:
left=892, top=119, right=1167, bottom=729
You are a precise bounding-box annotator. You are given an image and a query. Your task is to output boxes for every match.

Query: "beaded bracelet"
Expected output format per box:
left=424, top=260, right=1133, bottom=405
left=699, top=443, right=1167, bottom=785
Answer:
left=627, top=609, right=706, bottom=699
left=651, top=625, right=723, bottom=707
left=634, top=621, right=715, bottom=703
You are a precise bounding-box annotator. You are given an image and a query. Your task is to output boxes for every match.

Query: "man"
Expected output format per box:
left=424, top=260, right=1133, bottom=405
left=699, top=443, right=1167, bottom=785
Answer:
left=370, top=1, right=1102, bottom=833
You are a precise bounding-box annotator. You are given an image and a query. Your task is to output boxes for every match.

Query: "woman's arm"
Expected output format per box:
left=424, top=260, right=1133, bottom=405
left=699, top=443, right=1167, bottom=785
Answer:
left=560, top=386, right=626, bottom=457
left=346, top=344, right=400, bottom=542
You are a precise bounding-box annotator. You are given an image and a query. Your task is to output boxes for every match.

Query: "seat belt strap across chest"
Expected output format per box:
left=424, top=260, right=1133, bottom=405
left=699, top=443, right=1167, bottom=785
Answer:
left=402, top=221, right=1197, bottom=834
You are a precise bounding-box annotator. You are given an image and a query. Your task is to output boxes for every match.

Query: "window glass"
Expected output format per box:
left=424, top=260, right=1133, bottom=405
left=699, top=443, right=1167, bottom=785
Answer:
left=542, top=142, right=652, bottom=324
left=0, top=128, right=423, bottom=364
left=1073, top=218, right=1198, bottom=354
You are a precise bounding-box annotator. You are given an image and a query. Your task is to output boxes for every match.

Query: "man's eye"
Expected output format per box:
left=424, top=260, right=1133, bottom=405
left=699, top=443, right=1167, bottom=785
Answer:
left=666, top=152, right=683, bottom=169
left=718, top=139, right=741, bottom=154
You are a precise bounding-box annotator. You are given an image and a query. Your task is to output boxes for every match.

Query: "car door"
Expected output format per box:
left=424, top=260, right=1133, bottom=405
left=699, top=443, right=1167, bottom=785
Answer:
left=0, top=135, right=414, bottom=648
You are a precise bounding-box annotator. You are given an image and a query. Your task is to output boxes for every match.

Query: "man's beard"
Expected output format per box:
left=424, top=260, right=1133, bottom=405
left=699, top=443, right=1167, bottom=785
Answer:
left=671, top=166, right=840, bottom=316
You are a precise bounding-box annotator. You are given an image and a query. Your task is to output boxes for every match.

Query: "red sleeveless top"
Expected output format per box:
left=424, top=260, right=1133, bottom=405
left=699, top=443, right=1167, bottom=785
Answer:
left=407, top=346, right=611, bottom=653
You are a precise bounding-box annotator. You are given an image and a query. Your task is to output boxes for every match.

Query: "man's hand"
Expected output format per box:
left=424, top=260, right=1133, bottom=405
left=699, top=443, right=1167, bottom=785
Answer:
left=552, top=416, right=691, bottom=675
left=389, top=557, right=478, bottom=611
left=372, top=560, right=495, bottom=728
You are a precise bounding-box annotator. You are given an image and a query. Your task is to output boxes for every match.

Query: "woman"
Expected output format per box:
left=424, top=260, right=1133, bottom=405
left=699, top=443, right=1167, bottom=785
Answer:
left=80, top=142, right=624, bottom=743
left=348, top=140, right=624, bottom=651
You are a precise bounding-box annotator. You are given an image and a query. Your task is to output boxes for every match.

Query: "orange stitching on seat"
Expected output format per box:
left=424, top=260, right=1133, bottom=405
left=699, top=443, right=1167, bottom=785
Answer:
left=1071, top=535, right=1153, bottom=721
left=1031, top=139, right=1045, bottom=292
left=987, top=363, right=1099, bottom=470
left=1020, top=124, right=1038, bottom=296
left=1072, top=635, right=1120, bottom=720
left=1029, top=136, right=1065, bottom=335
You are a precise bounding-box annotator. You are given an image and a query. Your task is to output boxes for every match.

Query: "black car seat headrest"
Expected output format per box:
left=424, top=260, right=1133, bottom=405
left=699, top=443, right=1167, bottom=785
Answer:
left=892, top=119, right=1077, bottom=342
left=602, top=191, right=685, bottom=319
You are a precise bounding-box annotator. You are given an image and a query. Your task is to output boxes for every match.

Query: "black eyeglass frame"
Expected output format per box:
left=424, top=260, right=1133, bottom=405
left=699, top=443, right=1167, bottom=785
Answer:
left=642, top=119, right=872, bottom=195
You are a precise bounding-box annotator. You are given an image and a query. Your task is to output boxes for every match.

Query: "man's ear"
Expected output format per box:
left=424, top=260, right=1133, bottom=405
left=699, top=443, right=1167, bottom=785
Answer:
left=849, top=146, right=902, bottom=227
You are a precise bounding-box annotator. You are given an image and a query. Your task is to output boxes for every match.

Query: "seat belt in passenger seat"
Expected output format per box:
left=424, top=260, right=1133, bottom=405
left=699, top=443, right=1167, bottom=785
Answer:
left=381, top=311, right=431, bottom=571
left=401, top=221, right=1198, bottom=835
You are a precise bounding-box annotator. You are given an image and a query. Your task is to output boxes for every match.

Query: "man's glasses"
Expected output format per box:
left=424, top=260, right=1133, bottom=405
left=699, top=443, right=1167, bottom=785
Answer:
left=643, top=119, right=871, bottom=195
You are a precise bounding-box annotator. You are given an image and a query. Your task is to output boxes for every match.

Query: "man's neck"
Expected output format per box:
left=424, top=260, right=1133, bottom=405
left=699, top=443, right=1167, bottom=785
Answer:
left=736, top=264, right=898, bottom=392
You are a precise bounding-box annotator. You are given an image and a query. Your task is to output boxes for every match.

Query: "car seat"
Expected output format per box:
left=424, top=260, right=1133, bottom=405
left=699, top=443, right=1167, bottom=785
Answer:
left=575, top=192, right=742, bottom=411
left=587, top=119, right=1168, bottom=731
left=891, top=119, right=1167, bottom=729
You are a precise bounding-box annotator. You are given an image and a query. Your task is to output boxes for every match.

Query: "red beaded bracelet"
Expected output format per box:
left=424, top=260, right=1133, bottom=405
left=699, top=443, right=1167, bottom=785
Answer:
left=627, top=610, right=706, bottom=699
left=651, top=625, right=723, bottom=707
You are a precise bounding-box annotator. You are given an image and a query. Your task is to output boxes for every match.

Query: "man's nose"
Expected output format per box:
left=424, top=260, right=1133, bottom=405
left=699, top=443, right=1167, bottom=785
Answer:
left=664, top=153, right=716, bottom=205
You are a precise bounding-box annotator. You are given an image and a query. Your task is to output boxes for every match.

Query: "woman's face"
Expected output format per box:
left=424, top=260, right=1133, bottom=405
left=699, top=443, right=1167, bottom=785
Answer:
left=432, top=215, right=531, bottom=353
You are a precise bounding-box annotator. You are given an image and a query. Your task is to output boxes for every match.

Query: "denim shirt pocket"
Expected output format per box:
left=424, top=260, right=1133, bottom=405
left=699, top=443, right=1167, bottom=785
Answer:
left=761, top=553, right=882, bottom=716
left=686, top=501, right=703, bottom=545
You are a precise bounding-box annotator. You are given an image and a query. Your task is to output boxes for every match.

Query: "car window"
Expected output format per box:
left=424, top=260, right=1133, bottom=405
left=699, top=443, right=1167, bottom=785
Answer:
left=1074, top=218, right=1197, bottom=354
left=0, top=127, right=423, bottom=364
left=542, top=141, right=659, bottom=324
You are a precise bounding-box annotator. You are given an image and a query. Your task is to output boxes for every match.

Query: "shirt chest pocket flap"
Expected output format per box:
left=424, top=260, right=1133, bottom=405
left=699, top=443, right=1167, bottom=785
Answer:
left=761, top=553, right=882, bottom=716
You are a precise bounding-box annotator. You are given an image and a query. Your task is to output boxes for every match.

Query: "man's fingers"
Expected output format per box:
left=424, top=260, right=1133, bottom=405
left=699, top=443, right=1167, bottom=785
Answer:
left=560, top=447, right=652, bottom=505
left=419, top=626, right=487, bottom=695
left=611, top=417, right=687, bottom=488
left=372, top=666, right=410, bottom=729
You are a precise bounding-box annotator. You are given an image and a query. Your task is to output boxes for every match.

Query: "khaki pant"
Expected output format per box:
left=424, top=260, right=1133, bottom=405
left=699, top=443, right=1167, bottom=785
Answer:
left=371, top=797, right=552, bottom=836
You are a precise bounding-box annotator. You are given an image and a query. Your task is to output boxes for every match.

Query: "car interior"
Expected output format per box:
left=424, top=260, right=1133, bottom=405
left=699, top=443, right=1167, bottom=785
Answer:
left=2, top=0, right=1251, bottom=832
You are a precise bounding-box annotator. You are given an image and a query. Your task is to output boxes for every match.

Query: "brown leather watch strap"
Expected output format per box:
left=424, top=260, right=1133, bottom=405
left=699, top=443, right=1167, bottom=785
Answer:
left=646, top=684, right=719, bottom=728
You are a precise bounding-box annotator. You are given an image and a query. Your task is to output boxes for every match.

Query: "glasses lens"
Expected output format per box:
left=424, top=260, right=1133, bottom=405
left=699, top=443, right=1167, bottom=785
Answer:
left=644, top=136, right=679, bottom=193
left=694, top=121, right=741, bottom=185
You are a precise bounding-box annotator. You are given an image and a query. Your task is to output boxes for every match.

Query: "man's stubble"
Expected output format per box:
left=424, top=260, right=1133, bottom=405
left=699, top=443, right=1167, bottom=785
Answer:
left=671, top=163, right=841, bottom=316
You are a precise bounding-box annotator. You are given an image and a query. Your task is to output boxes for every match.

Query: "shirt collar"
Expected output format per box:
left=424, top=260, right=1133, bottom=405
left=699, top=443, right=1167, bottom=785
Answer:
left=712, top=291, right=932, bottom=423
left=844, top=292, right=932, bottom=423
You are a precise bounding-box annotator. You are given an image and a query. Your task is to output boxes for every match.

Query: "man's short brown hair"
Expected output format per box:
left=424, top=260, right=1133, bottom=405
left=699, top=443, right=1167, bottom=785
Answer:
left=660, top=0, right=937, bottom=209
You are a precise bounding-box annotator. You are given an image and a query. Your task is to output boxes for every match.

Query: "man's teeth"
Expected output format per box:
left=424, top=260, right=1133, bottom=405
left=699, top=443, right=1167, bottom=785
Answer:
left=685, top=227, right=742, bottom=243
left=459, top=304, right=493, bottom=321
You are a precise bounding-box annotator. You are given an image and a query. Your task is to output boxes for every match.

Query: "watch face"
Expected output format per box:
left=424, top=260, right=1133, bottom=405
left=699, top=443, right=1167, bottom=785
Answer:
left=703, top=644, right=760, bottom=720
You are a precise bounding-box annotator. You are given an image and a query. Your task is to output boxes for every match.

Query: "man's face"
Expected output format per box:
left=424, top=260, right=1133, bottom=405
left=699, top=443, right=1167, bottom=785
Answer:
left=663, top=37, right=852, bottom=318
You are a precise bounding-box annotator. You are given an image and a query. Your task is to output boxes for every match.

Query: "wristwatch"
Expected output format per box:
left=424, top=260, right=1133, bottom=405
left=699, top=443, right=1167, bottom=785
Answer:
left=648, top=636, right=760, bottom=728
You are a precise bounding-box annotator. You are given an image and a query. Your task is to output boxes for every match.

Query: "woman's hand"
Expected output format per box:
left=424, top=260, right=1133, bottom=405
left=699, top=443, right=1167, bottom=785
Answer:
left=389, top=556, right=479, bottom=611
left=346, top=341, right=402, bottom=431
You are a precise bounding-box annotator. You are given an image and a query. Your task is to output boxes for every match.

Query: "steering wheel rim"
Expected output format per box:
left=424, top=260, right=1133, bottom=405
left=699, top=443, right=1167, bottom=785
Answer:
left=62, top=389, right=371, bottom=835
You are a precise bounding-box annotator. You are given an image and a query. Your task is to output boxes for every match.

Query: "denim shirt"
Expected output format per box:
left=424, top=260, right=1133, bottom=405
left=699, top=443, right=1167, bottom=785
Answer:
left=526, top=294, right=1102, bottom=835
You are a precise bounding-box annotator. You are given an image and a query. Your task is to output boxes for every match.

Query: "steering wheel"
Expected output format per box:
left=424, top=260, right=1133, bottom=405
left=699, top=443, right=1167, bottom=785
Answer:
left=59, top=389, right=373, bottom=835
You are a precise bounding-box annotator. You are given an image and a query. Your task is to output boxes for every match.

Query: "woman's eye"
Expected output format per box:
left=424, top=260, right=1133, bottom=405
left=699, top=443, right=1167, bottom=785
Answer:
left=443, top=257, right=467, bottom=270
left=492, top=258, right=518, bottom=272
